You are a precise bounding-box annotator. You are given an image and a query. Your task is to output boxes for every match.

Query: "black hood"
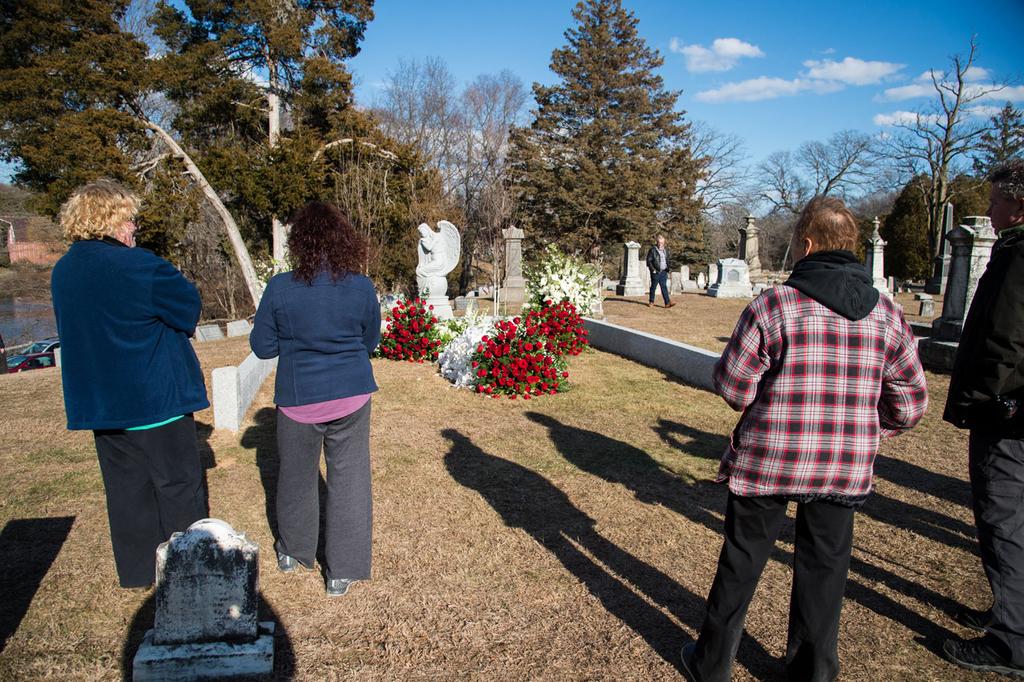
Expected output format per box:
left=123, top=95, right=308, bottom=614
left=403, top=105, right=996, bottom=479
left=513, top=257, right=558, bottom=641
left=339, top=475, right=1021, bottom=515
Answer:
left=784, top=250, right=879, bottom=321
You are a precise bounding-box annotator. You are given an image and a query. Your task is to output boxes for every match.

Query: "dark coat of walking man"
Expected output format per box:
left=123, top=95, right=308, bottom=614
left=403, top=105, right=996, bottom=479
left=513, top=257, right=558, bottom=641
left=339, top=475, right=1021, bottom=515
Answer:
left=645, top=234, right=675, bottom=308
left=943, top=158, right=1024, bottom=678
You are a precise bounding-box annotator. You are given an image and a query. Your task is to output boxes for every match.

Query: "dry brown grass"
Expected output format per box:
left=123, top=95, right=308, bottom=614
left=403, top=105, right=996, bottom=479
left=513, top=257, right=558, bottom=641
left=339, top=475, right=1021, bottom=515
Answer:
left=0, top=307, right=1000, bottom=681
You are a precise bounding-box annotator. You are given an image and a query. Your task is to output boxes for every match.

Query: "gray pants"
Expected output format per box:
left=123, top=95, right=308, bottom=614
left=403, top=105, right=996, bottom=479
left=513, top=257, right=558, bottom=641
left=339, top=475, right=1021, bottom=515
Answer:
left=970, top=429, right=1024, bottom=664
left=275, top=400, right=372, bottom=580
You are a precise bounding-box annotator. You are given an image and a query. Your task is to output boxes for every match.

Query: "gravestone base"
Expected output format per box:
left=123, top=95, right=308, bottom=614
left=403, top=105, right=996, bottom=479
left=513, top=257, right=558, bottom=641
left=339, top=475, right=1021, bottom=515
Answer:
left=615, top=280, right=645, bottom=297
left=918, top=338, right=959, bottom=372
left=133, top=621, right=275, bottom=681
left=707, top=281, right=753, bottom=298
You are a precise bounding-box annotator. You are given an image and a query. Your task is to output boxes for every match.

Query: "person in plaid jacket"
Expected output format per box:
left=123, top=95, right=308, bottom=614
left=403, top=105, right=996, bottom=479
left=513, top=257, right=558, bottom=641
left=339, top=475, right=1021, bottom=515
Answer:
left=681, top=196, right=928, bottom=682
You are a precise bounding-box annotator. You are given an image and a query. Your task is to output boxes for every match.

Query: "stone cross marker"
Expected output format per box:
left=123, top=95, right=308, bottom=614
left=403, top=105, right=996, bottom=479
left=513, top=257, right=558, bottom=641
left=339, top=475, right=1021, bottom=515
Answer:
left=133, top=519, right=275, bottom=680
left=616, top=241, right=645, bottom=296
left=738, top=216, right=762, bottom=277
left=865, top=217, right=892, bottom=297
left=501, top=225, right=526, bottom=305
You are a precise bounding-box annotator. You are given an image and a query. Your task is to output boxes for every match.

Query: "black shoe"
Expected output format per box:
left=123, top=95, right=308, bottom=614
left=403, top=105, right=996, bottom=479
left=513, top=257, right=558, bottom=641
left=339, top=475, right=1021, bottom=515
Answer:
left=956, top=606, right=993, bottom=632
left=943, top=637, right=1024, bottom=678
left=680, top=641, right=700, bottom=682
left=276, top=551, right=312, bottom=574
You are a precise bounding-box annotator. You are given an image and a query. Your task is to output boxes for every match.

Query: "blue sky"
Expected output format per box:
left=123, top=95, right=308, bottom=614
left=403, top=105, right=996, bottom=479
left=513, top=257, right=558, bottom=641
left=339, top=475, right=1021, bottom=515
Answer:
left=349, top=0, right=1024, bottom=166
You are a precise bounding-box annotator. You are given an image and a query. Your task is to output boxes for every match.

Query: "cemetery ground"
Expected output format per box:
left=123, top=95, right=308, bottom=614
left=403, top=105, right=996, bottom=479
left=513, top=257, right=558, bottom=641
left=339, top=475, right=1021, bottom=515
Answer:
left=0, top=295, right=997, bottom=681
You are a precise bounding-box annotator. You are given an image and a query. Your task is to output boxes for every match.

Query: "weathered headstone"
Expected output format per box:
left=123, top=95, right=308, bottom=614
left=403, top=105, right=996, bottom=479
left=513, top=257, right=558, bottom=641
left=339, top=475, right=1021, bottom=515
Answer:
left=925, top=202, right=954, bottom=295
left=707, top=263, right=719, bottom=288
left=919, top=298, right=935, bottom=317
left=696, top=272, right=707, bottom=289
left=707, top=258, right=753, bottom=298
left=865, top=217, right=892, bottom=298
left=133, top=519, right=274, bottom=680
left=603, top=277, right=617, bottom=291
left=196, top=324, right=225, bottom=342
left=225, top=320, right=252, bottom=338
left=454, top=296, right=470, bottom=312
left=669, top=271, right=682, bottom=294
left=738, top=216, right=762, bottom=277
left=500, top=225, right=526, bottom=305
left=920, top=216, right=997, bottom=370
left=616, top=242, right=645, bottom=296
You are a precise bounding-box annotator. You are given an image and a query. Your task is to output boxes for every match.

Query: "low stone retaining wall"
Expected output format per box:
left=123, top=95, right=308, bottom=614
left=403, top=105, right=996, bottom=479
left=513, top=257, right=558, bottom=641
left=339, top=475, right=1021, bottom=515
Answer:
left=212, top=353, right=277, bottom=431
left=582, top=318, right=719, bottom=391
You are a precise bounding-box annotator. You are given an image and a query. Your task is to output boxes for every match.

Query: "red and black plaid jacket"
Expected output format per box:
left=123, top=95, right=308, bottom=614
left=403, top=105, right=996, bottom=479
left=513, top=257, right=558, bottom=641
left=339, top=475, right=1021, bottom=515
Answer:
left=713, top=285, right=928, bottom=502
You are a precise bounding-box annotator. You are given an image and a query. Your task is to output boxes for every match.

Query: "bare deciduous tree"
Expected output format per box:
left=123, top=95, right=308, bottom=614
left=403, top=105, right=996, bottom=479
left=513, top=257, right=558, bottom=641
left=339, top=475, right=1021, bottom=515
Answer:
left=690, top=121, right=750, bottom=214
left=883, top=38, right=1005, bottom=258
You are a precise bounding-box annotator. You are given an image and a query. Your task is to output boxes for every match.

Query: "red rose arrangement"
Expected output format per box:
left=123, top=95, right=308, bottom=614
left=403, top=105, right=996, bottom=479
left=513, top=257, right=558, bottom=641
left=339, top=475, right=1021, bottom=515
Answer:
left=470, top=300, right=588, bottom=399
left=378, top=298, right=442, bottom=363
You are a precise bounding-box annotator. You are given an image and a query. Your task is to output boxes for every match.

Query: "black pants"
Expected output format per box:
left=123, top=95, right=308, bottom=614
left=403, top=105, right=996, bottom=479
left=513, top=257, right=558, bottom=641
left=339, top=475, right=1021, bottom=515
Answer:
left=969, top=430, right=1024, bottom=664
left=275, top=400, right=372, bottom=580
left=649, top=269, right=670, bottom=304
left=93, top=415, right=207, bottom=587
left=692, top=493, right=855, bottom=682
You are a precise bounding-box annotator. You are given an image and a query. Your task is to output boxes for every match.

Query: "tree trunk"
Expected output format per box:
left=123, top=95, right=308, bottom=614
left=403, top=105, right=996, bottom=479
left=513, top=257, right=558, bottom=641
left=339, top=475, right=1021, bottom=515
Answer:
left=141, top=118, right=264, bottom=307
left=268, top=66, right=288, bottom=267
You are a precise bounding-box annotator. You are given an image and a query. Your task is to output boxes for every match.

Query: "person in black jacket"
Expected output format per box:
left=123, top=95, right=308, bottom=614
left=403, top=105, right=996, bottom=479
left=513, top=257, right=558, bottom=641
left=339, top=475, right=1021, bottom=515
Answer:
left=943, top=158, right=1024, bottom=677
left=645, top=234, right=675, bottom=308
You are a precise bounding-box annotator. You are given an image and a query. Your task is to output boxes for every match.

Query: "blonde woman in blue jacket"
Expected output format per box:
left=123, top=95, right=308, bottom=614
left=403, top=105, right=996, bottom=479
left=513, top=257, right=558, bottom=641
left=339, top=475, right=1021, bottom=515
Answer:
left=251, top=201, right=380, bottom=597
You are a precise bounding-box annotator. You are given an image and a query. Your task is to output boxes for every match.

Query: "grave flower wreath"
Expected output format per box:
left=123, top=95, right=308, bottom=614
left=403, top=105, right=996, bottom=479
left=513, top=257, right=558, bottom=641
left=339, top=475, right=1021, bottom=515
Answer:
left=377, top=297, right=443, bottom=362
left=469, top=300, right=588, bottom=399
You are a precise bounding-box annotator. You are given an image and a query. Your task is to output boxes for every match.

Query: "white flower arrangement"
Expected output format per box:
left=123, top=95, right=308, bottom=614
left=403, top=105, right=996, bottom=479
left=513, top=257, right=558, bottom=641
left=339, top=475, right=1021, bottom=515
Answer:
left=524, top=245, right=601, bottom=316
left=437, top=317, right=496, bottom=388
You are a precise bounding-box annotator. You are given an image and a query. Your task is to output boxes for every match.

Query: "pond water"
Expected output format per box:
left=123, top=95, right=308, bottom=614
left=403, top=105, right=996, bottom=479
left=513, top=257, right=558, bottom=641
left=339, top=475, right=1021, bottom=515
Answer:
left=0, top=297, right=57, bottom=348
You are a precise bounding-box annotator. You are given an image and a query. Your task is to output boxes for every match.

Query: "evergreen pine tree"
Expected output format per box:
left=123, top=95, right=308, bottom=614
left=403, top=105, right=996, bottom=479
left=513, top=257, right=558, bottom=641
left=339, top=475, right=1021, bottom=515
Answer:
left=881, top=176, right=931, bottom=280
left=509, top=0, right=704, bottom=261
left=973, top=102, right=1024, bottom=176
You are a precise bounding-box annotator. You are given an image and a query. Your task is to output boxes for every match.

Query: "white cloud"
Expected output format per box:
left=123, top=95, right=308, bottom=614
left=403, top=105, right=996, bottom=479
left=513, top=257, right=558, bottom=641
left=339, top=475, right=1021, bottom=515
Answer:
left=801, top=57, right=904, bottom=85
left=696, top=77, right=841, bottom=103
left=876, top=83, right=933, bottom=101
left=670, top=37, right=764, bottom=73
left=873, top=110, right=942, bottom=126
left=822, top=48, right=836, bottom=55
left=967, top=105, right=1004, bottom=118
left=879, top=81, right=1024, bottom=102
left=964, top=66, right=991, bottom=82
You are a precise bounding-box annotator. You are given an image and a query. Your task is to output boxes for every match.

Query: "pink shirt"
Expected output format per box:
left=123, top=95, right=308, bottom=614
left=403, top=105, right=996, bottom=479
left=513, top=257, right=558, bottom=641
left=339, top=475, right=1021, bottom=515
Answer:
left=279, top=394, right=371, bottom=424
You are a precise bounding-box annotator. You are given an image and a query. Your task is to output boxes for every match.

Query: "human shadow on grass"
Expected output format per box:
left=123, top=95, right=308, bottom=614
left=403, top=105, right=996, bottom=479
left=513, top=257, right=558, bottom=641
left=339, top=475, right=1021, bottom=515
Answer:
left=0, top=516, right=75, bottom=653
left=874, top=453, right=971, bottom=509
left=441, top=428, right=779, bottom=678
left=120, top=593, right=294, bottom=680
left=527, top=412, right=966, bottom=660
left=241, top=407, right=330, bottom=572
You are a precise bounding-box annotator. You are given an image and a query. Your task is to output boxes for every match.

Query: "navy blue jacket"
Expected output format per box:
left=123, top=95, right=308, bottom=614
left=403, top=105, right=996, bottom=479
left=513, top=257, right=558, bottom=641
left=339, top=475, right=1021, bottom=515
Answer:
left=51, top=239, right=209, bottom=430
left=250, top=270, right=380, bottom=407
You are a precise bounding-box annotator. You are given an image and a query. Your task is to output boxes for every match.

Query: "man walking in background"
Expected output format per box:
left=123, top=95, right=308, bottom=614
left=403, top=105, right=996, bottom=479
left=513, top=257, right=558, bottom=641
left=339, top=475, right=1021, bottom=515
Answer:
left=943, top=159, right=1024, bottom=678
left=645, top=234, right=675, bottom=308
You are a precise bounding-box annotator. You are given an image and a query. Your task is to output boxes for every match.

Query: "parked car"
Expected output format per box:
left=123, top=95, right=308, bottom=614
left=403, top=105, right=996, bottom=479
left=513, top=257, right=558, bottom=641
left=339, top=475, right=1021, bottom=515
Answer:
left=6, top=352, right=56, bottom=373
left=22, top=336, right=60, bottom=355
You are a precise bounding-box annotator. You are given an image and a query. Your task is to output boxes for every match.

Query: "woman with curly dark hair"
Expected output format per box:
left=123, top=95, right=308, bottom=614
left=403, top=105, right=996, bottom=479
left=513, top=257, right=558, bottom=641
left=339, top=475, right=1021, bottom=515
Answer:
left=251, top=201, right=380, bottom=597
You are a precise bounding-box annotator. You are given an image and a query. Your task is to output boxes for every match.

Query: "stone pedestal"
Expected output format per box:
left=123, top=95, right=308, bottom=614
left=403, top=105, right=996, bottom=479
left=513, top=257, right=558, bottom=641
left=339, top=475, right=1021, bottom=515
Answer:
left=417, top=276, right=454, bottom=320
left=707, top=258, right=753, bottom=298
left=925, top=203, right=954, bottom=295
left=500, top=226, right=526, bottom=305
left=616, top=241, right=645, bottom=296
left=738, top=216, right=762, bottom=277
left=920, top=216, right=996, bottom=370
left=133, top=519, right=274, bottom=680
left=865, top=217, right=892, bottom=298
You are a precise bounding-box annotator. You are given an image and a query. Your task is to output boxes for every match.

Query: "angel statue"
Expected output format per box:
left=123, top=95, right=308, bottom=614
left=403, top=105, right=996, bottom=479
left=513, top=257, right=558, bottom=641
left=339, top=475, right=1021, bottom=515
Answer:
left=415, top=220, right=461, bottom=319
